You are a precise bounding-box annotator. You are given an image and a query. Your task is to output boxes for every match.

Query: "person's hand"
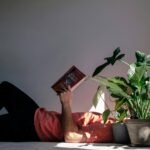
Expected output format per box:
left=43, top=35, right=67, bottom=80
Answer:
left=59, top=86, right=72, bottom=105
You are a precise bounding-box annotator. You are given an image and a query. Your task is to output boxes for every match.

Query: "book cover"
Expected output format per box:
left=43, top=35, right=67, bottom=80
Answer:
left=51, top=65, right=86, bottom=94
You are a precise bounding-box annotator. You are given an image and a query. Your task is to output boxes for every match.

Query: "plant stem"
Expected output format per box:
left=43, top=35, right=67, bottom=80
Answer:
left=120, top=60, right=130, bottom=66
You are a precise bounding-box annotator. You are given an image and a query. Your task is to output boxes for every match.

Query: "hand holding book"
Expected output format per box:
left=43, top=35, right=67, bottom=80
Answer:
left=51, top=66, right=86, bottom=94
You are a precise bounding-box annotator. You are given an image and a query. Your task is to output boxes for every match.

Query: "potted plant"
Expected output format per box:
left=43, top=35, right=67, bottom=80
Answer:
left=91, top=48, right=150, bottom=146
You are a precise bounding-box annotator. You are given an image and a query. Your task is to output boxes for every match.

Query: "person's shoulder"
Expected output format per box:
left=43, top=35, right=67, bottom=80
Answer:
left=35, top=107, right=60, bottom=116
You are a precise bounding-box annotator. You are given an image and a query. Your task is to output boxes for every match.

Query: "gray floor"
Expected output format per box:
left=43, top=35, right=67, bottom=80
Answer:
left=0, top=142, right=149, bottom=150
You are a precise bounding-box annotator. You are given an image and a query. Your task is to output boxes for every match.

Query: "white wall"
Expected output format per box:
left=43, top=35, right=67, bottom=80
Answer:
left=0, top=0, right=150, bottom=113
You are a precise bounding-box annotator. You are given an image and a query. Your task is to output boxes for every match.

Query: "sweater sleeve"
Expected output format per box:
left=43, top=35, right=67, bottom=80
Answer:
left=34, top=108, right=64, bottom=141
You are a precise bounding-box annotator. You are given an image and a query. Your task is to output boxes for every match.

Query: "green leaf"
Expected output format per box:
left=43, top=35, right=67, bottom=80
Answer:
left=135, top=51, right=145, bottom=63
left=114, top=54, right=125, bottom=62
left=107, top=77, right=132, bottom=97
left=145, top=55, right=150, bottom=65
left=115, top=99, right=126, bottom=110
left=104, top=47, right=125, bottom=65
left=106, top=82, right=129, bottom=98
left=128, top=64, right=147, bottom=85
left=92, top=76, right=130, bottom=98
left=109, top=77, right=128, bottom=86
left=102, top=109, right=110, bottom=124
left=104, top=47, right=121, bottom=64
left=92, top=62, right=109, bottom=76
left=115, top=108, right=128, bottom=122
left=91, top=76, right=109, bottom=85
left=92, top=47, right=125, bottom=76
left=113, top=47, right=121, bottom=56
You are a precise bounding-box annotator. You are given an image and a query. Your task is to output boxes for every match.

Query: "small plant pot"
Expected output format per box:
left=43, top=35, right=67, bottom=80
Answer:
left=112, top=123, right=130, bottom=144
left=126, top=119, right=150, bottom=146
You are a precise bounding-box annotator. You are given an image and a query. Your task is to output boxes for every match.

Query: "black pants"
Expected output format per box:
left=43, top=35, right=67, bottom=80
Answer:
left=0, top=81, right=40, bottom=141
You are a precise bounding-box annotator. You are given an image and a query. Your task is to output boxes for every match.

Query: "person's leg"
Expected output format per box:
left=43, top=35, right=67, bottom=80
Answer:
left=0, top=81, right=40, bottom=141
left=0, top=81, right=39, bottom=114
left=0, top=114, right=15, bottom=141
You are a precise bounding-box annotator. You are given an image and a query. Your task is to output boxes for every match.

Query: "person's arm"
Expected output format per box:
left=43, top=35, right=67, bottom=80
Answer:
left=59, top=87, right=88, bottom=143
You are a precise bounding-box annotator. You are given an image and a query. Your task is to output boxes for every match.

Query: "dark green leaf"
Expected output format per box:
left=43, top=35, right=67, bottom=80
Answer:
left=104, top=47, right=121, bottom=62
left=104, top=57, right=115, bottom=64
left=135, top=51, right=145, bottom=63
left=92, top=47, right=124, bottom=76
left=115, top=54, right=125, bottom=62
left=113, top=47, right=121, bottom=56
left=105, top=47, right=123, bottom=65
left=102, top=109, right=110, bottom=124
left=92, top=62, right=109, bottom=76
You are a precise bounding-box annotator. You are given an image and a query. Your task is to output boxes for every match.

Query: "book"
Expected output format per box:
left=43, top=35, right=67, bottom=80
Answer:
left=51, top=65, right=86, bottom=94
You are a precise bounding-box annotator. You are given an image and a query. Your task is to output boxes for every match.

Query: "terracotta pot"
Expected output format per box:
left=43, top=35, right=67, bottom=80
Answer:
left=126, top=119, right=150, bottom=146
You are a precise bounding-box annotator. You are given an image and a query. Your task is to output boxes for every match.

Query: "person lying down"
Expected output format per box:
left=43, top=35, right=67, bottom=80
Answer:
left=0, top=81, right=114, bottom=142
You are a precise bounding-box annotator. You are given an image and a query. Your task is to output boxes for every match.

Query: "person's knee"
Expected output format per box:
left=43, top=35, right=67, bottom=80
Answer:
left=0, top=81, right=13, bottom=88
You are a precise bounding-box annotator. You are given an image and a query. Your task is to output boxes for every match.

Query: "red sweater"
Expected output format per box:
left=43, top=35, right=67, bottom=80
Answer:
left=34, top=108, right=114, bottom=143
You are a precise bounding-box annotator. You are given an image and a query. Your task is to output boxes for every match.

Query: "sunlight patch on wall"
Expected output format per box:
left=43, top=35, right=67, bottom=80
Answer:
left=89, top=92, right=105, bottom=113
